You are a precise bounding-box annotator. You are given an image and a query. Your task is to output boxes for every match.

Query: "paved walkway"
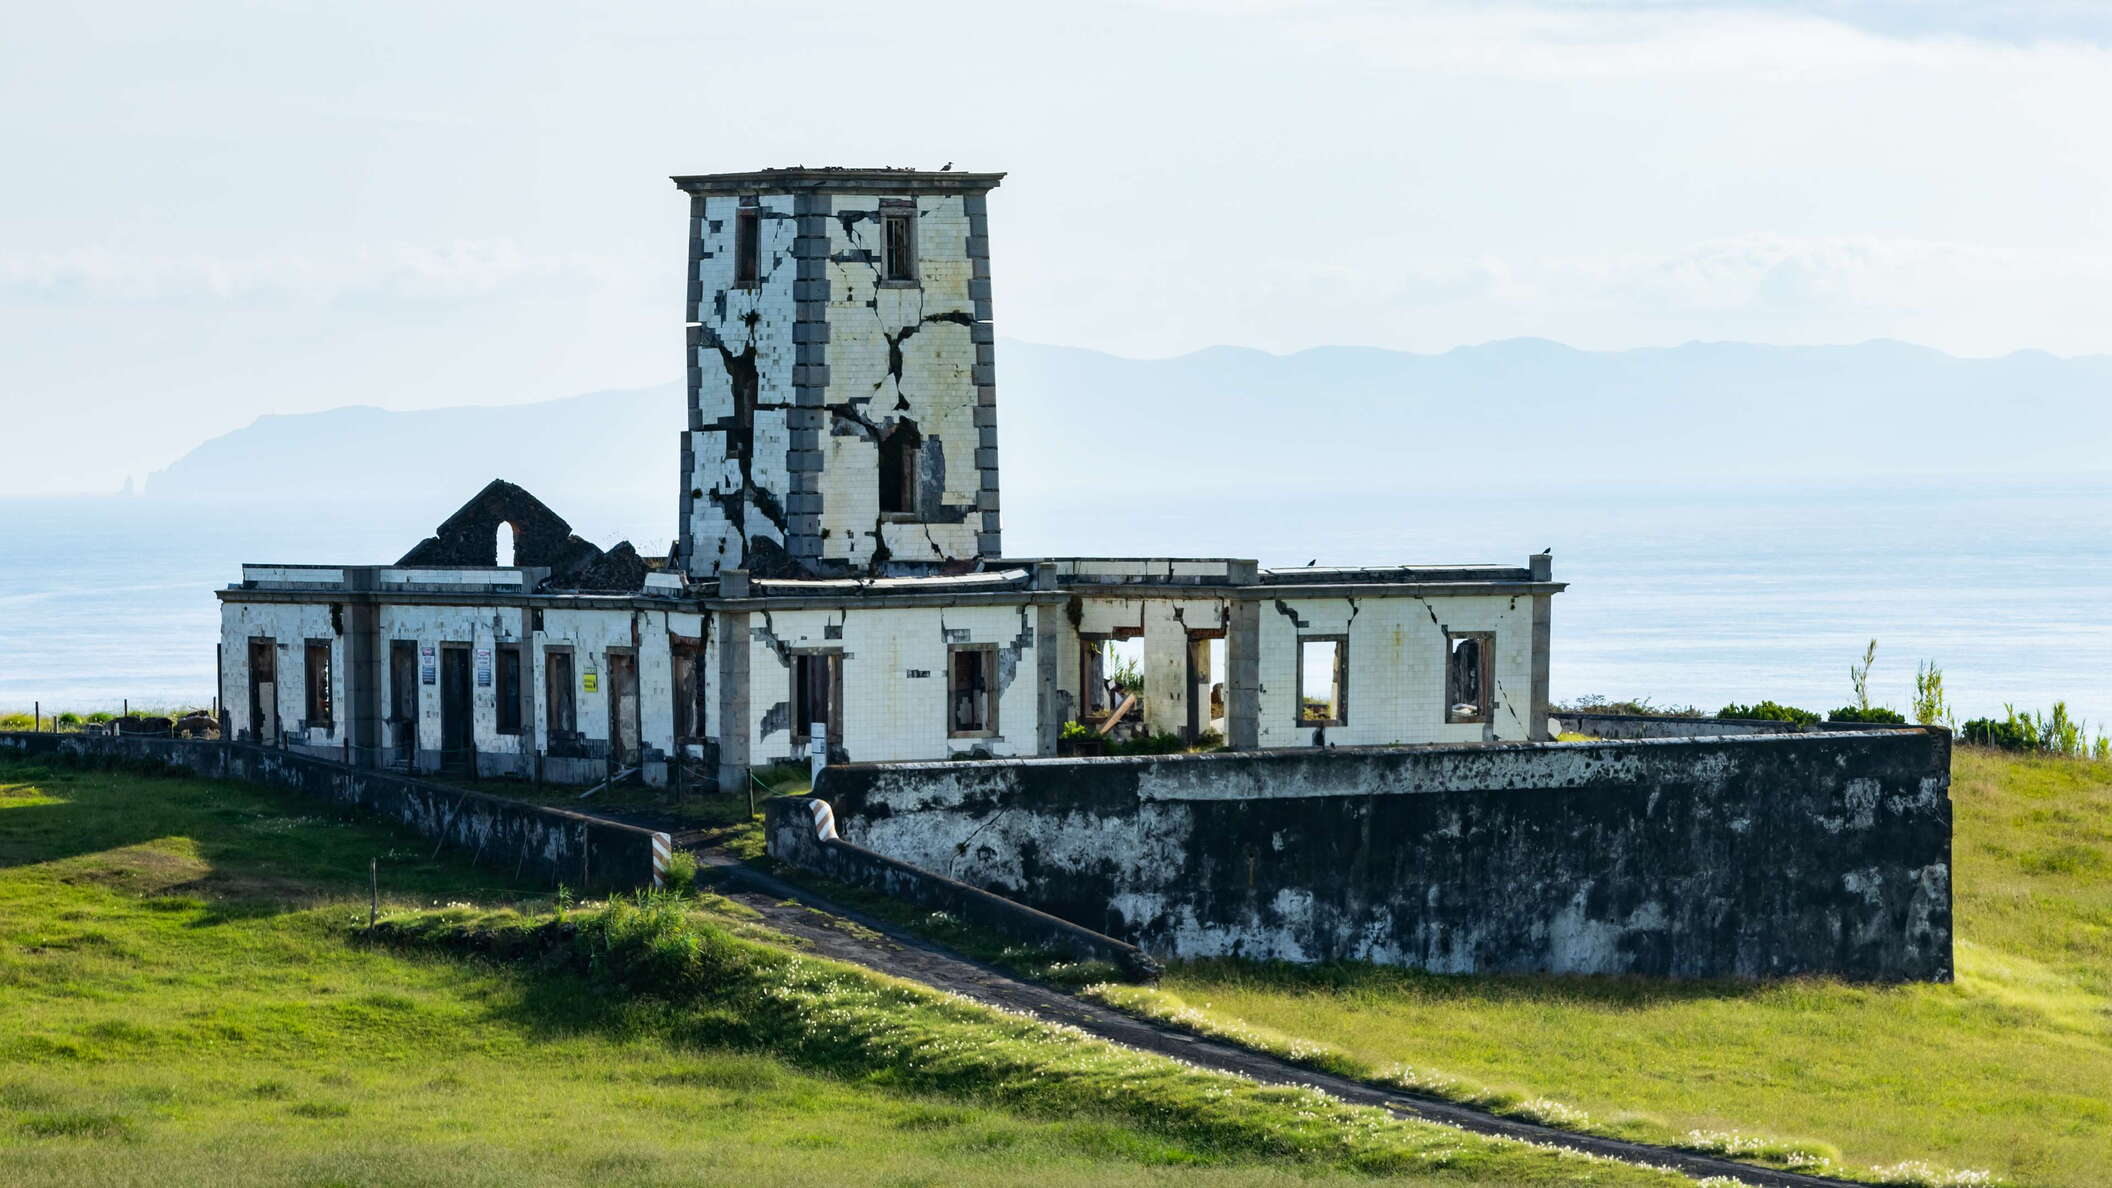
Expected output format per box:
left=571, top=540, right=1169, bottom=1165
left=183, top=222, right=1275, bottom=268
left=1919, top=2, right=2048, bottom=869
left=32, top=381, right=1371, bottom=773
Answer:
left=689, top=845, right=1862, bottom=1188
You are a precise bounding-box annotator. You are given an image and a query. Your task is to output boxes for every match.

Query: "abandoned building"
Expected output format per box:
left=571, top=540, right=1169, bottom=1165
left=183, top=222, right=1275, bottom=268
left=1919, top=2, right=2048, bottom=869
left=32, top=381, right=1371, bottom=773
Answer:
left=218, top=166, right=1559, bottom=788
left=210, top=165, right=1951, bottom=981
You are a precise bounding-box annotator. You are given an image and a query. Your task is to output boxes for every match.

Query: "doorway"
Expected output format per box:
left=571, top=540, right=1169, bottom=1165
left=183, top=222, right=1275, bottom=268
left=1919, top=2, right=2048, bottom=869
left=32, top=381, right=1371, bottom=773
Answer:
left=389, top=641, right=418, bottom=766
left=440, top=645, right=473, bottom=770
left=248, top=637, right=278, bottom=745
left=791, top=651, right=843, bottom=757
left=607, top=650, right=642, bottom=768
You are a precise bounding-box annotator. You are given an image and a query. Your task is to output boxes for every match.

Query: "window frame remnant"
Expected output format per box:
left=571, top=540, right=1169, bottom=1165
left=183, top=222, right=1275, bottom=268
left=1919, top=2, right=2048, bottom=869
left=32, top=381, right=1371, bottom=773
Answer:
left=495, top=645, right=524, bottom=735
left=545, top=647, right=577, bottom=737
left=880, top=204, right=918, bottom=284
left=1295, top=634, right=1347, bottom=728
left=303, top=639, right=334, bottom=731
left=733, top=205, right=762, bottom=288
left=877, top=421, right=922, bottom=518
left=948, top=644, right=999, bottom=738
left=1445, top=631, right=1495, bottom=725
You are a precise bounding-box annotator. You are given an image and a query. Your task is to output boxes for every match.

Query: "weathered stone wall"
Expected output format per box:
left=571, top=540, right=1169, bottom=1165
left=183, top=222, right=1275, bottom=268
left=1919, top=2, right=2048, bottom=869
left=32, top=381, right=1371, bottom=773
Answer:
left=0, top=732, right=667, bottom=891
left=765, top=796, right=1158, bottom=979
left=811, top=731, right=1954, bottom=980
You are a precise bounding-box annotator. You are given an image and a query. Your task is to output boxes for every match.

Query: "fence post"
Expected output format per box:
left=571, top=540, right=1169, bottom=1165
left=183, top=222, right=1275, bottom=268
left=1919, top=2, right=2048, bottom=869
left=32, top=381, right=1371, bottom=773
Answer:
left=33, top=701, right=39, bottom=732
left=369, top=857, right=379, bottom=929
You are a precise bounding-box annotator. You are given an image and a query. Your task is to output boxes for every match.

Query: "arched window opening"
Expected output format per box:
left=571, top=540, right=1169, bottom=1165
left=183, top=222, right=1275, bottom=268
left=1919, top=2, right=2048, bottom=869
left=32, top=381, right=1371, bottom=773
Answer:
left=497, top=522, right=518, bottom=568
left=878, top=422, right=921, bottom=515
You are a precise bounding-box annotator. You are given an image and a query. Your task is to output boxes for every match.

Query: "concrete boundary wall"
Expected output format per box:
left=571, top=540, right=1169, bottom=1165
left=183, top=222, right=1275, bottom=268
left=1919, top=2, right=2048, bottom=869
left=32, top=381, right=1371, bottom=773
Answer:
left=1551, top=711, right=1898, bottom=739
left=0, top=732, right=668, bottom=892
left=810, top=729, right=1954, bottom=980
left=765, top=795, right=1161, bottom=980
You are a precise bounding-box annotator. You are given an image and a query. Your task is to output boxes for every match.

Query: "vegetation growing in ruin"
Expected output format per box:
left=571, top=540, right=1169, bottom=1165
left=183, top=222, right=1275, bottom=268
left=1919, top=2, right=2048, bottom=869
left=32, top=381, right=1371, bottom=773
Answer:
left=1086, top=747, right=2111, bottom=1187
left=0, top=757, right=1684, bottom=1187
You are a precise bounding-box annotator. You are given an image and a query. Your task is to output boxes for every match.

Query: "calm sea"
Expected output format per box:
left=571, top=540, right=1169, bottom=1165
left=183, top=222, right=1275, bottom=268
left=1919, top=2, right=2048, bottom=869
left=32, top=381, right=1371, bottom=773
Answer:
left=2, top=478, right=2106, bottom=730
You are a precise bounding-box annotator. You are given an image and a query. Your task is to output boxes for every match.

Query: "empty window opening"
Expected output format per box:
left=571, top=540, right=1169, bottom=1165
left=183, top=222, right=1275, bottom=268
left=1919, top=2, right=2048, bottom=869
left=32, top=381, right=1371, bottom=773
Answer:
left=792, top=652, right=840, bottom=745
left=495, top=646, right=523, bottom=735
left=882, top=210, right=917, bottom=282
left=878, top=422, right=921, bottom=515
left=1446, top=632, right=1493, bottom=724
left=1081, top=633, right=1144, bottom=720
left=1187, top=633, right=1228, bottom=741
left=1297, top=636, right=1345, bottom=727
left=734, top=206, right=762, bottom=286
left=496, top=522, right=517, bottom=568
left=949, top=645, right=998, bottom=737
left=304, top=640, right=334, bottom=730
left=546, top=649, right=577, bottom=736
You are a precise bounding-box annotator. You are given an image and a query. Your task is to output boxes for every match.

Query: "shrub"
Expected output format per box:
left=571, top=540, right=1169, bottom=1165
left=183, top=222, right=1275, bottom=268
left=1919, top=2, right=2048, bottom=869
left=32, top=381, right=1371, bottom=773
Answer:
left=1059, top=719, right=1095, bottom=742
left=665, top=851, right=699, bottom=895
left=1828, top=706, right=1907, bottom=725
left=1912, top=661, right=1952, bottom=728
left=1106, top=730, right=1187, bottom=756
left=1716, top=701, right=1820, bottom=726
left=1961, top=714, right=2037, bottom=752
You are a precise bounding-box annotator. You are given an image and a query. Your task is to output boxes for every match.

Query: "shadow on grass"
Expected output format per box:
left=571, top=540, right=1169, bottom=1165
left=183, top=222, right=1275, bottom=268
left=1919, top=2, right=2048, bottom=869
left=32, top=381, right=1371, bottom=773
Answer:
left=0, top=756, right=545, bottom=909
left=1162, top=955, right=1775, bottom=1010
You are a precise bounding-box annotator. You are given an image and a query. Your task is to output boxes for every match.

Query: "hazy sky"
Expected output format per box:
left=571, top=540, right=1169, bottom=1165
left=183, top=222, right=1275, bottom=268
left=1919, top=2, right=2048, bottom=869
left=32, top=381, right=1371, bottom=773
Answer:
left=3, top=0, right=2109, bottom=494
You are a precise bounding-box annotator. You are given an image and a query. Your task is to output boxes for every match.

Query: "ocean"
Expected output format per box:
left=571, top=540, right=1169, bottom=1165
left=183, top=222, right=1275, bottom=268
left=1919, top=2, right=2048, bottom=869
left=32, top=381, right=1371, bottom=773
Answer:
left=2, top=477, right=2106, bottom=731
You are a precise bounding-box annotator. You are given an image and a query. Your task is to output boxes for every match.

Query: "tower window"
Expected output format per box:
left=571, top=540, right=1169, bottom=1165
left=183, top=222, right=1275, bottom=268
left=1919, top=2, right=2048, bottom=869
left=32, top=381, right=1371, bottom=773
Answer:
left=882, top=210, right=917, bottom=283
left=878, top=421, right=921, bottom=515
left=734, top=207, right=761, bottom=287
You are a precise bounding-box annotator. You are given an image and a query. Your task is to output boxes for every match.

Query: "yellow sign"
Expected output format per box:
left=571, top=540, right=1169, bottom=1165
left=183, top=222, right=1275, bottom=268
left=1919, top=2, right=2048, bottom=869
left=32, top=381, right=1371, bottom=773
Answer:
left=583, top=672, right=599, bottom=693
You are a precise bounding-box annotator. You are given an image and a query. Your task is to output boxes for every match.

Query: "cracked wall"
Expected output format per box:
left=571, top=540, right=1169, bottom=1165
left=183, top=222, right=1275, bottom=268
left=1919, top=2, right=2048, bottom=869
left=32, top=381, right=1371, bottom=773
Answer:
left=1256, top=593, right=1536, bottom=747
left=741, top=602, right=1044, bottom=765
left=682, top=185, right=999, bottom=577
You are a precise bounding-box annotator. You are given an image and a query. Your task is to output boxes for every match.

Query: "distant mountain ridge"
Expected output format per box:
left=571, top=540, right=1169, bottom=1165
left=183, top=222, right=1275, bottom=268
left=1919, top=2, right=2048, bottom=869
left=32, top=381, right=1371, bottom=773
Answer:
left=146, top=339, right=2112, bottom=513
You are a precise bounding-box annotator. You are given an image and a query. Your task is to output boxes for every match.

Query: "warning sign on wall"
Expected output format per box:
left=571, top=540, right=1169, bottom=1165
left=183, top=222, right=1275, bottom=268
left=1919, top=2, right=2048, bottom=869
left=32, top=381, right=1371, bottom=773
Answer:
left=475, top=648, right=492, bottom=687
left=583, top=668, right=599, bottom=693
left=420, top=645, right=437, bottom=685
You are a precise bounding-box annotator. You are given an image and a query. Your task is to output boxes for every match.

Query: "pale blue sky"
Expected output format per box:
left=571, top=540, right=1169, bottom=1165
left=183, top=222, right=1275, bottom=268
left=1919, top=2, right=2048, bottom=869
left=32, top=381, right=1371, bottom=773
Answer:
left=3, top=0, right=2108, bottom=493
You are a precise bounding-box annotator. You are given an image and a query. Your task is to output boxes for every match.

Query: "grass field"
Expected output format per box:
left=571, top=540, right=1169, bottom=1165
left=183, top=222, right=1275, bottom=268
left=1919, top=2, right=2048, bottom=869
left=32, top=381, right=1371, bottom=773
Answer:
left=1089, top=749, right=2112, bottom=1187
left=0, top=756, right=1685, bottom=1187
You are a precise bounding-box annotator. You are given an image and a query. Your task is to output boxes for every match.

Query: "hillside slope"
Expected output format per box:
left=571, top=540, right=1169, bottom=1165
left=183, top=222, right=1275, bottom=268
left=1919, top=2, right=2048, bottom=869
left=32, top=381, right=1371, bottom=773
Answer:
left=142, top=340, right=2112, bottom=512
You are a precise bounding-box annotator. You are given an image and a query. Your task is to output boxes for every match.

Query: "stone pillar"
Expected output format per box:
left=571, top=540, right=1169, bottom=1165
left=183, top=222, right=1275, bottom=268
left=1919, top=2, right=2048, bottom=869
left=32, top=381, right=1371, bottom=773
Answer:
left=343, top=567, right=382, bottom=769
left=1529, top=552, right=1553, bottom=743
left=714, top=570, right=751, bottom=794
left=1226, top=596, right=1262, bottom=750
left=1035, top=599, right=1064, bottom=756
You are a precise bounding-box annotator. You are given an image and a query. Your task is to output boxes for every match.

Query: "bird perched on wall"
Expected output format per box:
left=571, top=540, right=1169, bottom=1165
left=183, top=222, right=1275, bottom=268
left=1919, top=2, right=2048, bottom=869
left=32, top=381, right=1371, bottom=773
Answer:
left=941, top=162, right=953, bottom=171
left=1306, top=559, right=1316, bottom=566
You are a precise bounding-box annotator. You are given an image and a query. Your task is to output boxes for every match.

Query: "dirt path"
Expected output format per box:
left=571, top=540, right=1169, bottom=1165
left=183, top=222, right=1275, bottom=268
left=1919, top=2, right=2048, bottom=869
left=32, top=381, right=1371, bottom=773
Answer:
left=689, top=847, right=1862, bottom=1188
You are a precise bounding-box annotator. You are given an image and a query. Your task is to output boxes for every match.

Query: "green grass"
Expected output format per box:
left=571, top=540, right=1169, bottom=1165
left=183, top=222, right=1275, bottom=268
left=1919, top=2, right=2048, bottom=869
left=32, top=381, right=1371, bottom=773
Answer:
left=0, top=757, right=1681, bottom=1187
left=1086, top=748, right=2112, bottom=1188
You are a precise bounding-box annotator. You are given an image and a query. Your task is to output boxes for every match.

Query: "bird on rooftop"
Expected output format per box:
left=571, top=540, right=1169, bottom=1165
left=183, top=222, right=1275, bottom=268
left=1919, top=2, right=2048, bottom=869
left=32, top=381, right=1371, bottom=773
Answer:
left=941, top=162, right=953, bottom=171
